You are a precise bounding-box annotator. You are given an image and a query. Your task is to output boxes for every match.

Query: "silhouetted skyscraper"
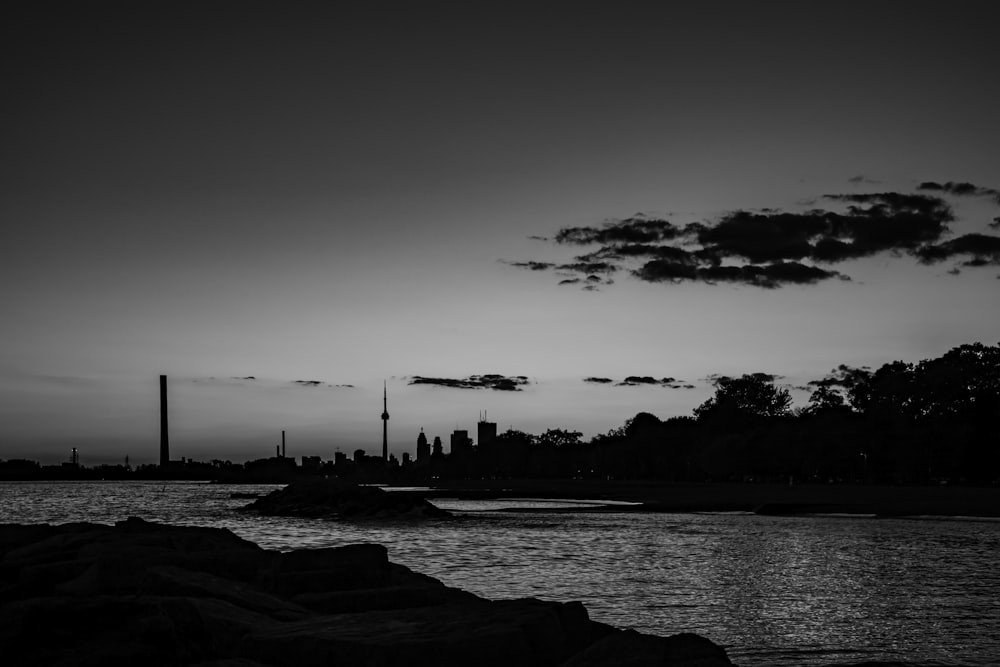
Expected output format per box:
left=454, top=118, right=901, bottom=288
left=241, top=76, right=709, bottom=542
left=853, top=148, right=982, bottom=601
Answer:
left=451, top=429, right=471, bottom=456
left=417, top=428, right=429, bottom=462
left=478, top=413, right=497, bottom=450
left=159, top=375, right=169, bottom=467
left=381, top=381, right=390, bottom=461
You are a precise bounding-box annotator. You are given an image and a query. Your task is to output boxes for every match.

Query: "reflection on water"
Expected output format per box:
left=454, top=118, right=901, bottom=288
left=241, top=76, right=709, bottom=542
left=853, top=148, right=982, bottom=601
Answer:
left=1, top=481, right=997, bottom=666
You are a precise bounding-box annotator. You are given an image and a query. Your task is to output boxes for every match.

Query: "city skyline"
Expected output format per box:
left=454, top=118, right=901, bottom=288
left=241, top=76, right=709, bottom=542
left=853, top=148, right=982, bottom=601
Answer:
left=3, top=2, right=999, bottom=464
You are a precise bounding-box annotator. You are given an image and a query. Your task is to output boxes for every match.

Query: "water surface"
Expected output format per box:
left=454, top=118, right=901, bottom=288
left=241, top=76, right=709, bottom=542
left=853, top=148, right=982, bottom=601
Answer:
left=1, top=481, right=996, bottom=666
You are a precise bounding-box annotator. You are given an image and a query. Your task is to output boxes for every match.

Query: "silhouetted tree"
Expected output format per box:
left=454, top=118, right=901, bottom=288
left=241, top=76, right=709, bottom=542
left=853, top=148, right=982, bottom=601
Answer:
left=804, top=385, right=848, bottom=415
left=536, top=428, right=584, bottom=448
left=694, top=373, right=792, bottom=424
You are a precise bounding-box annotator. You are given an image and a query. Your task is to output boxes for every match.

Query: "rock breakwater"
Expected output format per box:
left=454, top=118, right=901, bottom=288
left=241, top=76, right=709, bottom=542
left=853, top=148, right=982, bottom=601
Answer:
left=0, top=518, right=732, bottom=666
left=240, top=480, right=453, bottom=520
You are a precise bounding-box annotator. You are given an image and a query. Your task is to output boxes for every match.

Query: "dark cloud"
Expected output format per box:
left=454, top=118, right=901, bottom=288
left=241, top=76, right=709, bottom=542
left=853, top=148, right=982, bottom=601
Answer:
left=583, top=377, right=614, bottom=384
left=505, top=260, right=555, bottom=271
left=506, top=187, right=987, bottom=288
left=848, top=175, right=880, bottom=185
left=698, top=210, right=823, bottom=263
left=554, top=216, right=680, bottom=245
left=556, top=261, right=618, bottom=274
left=289, top=380, right=353, bottom=388
left=234, top=376, right=256, bottom=381
left=583, top=243, right=697, bottom=263
left=635, top=260, right=846, bottom=288
left=990, top=217, right=1000, bottom=229
left=616, top=376, right=689, bottom=388
left=918, top=181, right=1000, bottom=204
left=706, top=372, right=779, bottom=387
left=618, top=376, right=661, bottom=386
left=915, top=233, right=1000, bottom=266
left=409, top=374, right=529, bottom=391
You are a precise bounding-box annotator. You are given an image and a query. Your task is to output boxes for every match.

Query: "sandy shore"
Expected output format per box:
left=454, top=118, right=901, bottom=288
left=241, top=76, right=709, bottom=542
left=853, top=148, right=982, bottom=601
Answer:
left=394, top=480, right=1000, bottom=518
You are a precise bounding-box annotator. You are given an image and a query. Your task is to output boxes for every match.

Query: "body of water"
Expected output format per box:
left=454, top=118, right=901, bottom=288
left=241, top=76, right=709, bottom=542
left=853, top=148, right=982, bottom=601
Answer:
left=1, top=481, right=997, bottom=667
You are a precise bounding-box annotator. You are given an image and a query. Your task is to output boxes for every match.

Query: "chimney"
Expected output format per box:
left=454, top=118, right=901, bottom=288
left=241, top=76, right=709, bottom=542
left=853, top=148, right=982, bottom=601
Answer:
left=159, top=375, right=169, bottom=467
left=282, top=430, right=286, bottom=458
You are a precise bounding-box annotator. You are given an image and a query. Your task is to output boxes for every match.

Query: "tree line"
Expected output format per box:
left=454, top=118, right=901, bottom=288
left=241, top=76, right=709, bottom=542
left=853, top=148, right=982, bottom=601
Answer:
left=435, top=342, right=999, bottom=485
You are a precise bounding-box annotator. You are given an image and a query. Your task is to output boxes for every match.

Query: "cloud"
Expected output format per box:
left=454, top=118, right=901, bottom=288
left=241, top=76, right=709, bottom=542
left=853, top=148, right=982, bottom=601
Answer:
left=991, top=217, right=1000, bottom=229
left=915, top=233, right=1000, bottom=266
left=705, top=372, right=780, bottom=387
left=634, top=260, right=846, bottom=288
left=918, top=181, right=1000, bottom=204
left=234, top=376, right=256, bottom=381
left=618, top=376, right=665, bottom=386
left=609, top=376, right=692, bottom=388
left=505, top=260, right=555, bottom=271
left=504, top=187, right=1000, bottom=288
left=290, top=380, right=354, bottom=388
left=556, top=261, right=618, bottom=274
left=848, top=175, right=880, bottom=185
left=409, top=374, right=530, bottom=391
left=554, top=216, right=681, bottom=245
left=583, top=377, right=614, bottom=384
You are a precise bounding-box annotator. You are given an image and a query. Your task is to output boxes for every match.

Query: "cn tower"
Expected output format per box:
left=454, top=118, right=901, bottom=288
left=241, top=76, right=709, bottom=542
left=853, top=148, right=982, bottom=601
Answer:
left=381, top=380, right=389, bottom=461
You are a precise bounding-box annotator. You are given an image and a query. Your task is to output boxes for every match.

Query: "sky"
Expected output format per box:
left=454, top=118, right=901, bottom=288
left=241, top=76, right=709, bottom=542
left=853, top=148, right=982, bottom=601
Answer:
left=3, top=1, right=999, bottom=465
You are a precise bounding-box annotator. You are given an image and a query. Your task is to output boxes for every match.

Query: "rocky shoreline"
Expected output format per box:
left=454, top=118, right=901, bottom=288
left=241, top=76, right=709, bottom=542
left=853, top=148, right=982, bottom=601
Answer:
left=0, top=517, right=733, bottom=666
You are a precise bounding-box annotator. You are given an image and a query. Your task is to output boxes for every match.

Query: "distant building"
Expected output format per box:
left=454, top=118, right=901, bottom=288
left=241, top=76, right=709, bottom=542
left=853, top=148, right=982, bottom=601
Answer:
left=432, top=436, right=444, bottom=458
left=353, top=449, right=366, bottom=462
left=402, top=452, right=411, bottom=465
left=301, top=455, right=322, bottom=471
left=477, top=416, right=497, bottom=450
left=416, top=429, right=430, bottom=462
left=451, top=429, right=472, bottom=456
left=160, top=375, right=169, bottom=467
left=334, top=451, right=348, bottom=467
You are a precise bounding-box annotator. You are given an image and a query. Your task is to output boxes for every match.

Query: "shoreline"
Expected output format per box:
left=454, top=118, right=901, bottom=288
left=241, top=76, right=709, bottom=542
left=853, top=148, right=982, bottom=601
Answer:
left=390, top=480, right=1000, bottom=518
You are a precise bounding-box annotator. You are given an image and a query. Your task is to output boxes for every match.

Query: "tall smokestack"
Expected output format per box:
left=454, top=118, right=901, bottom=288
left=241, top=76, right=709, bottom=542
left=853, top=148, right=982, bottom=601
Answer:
left=282, top=430, right=286, bottom=458
left=159, top=375, right=169, bottom=467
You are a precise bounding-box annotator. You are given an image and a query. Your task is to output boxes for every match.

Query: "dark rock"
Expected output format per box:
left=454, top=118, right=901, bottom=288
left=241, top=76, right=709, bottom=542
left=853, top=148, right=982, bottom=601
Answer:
left=558, top=630, right=733, bottom=666
left=0, top=518, right=732, bottom=666
left=238, top=598, right=600, bottom=667
left=240, top=480, right=453, bottom=520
